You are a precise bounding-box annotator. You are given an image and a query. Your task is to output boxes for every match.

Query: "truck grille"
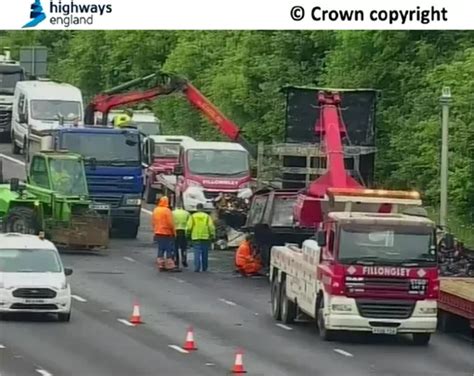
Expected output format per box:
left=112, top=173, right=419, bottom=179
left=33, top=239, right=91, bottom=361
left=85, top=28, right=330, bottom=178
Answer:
left=0, top=109, right=12, bottom=129
left=87, top=175, right=136, bottom=192
left=12, top=288, right=57, bottom=299
left=345, top=276, right=428, bottom=297
left=10, top=303, right=58, bottom=310
left=356, top=299, right=415, bottom=319
left=91, top=195, right=121, bottom=208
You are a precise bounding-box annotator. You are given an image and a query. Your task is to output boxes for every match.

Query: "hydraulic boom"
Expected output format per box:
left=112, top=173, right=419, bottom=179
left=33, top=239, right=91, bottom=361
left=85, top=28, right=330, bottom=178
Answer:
left=84, top=73, right=257, bottom=158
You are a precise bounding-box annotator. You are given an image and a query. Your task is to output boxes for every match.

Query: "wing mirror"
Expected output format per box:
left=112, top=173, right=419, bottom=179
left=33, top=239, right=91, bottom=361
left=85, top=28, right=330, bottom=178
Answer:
left=316, top=231, right=327, bottom=247
left=173, top=164, right=184, bottom=176
left=10, top=178, right=20, bottom=192
left=144, top=138, right=155, bottom=166
left=19, top=113, right=27, bottom=124
left=64, top=268, right=73, bottom=276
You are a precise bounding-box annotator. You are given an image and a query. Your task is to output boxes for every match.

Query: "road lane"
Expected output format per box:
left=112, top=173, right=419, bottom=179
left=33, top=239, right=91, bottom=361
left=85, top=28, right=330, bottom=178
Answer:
left=1, top=145, right=473, bottom=376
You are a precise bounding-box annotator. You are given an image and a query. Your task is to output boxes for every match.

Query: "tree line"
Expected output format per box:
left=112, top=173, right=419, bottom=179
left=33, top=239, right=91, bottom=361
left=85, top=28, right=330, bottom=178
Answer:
left=1, top=30, right=473, bottom=239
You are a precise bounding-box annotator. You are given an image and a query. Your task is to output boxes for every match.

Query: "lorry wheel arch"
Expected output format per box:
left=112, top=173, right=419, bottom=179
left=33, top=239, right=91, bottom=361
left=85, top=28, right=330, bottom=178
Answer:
left=315, top=290, right=335, bottom=341
left=3, top=206, right=40, bottom=234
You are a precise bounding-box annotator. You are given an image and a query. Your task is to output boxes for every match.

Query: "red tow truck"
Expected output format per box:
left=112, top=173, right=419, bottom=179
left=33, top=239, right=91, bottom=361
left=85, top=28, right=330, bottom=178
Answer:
left=246, top=90, right=439, bottom=345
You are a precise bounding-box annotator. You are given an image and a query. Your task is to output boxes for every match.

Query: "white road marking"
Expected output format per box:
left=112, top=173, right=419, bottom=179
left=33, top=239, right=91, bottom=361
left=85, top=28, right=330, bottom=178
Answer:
left=123, top=256, right=136, bottom=262
left=117, top=318, right=136, bottom=327
left=36, top=369, right=53, bottom=376
left=276, top=323, right=293, bottom=331
left=334, top=348, right=354, bottom=357
left=168, top=345, right=189, bottom=354
left=71, top=295, right=87, bottom=303
left=0, top=154, right=159, bottom=218
left=219, top=298, right=237, bottom=306
left=169, top=276, right=186, bottom=283
left=0, top=344, right=5, bottom=349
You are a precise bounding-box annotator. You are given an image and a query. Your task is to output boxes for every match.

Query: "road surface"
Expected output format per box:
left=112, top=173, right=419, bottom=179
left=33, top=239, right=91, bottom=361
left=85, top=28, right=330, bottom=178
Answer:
left=0, top=145, right=473, bottom=376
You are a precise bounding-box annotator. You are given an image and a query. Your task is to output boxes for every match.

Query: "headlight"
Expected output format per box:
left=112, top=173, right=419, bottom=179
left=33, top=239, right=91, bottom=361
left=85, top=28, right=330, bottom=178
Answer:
left=419, top=307, right=437, bottom=315
left=60, top=281, right=68, bottom=290
left=126, top=198, right=142, bottom=206
left=331, top=304, right=353, bottom=312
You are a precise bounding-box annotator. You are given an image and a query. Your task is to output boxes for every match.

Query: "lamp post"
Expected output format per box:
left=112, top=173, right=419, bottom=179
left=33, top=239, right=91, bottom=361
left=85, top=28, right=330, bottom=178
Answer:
left=439, top=87, right=451, bottom=228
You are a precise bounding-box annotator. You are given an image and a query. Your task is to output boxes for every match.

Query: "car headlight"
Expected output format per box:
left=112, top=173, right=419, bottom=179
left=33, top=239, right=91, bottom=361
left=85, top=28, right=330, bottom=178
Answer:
left=126, top=198, right=142, bottom=206
left=331, top=304, right=353, bottom=312
left=60, top=281, right=68, bottom=290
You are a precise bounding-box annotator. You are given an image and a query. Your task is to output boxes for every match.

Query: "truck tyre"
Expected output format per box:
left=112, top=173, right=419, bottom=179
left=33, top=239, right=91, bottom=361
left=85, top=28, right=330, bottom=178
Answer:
left=3, top=206, right=39, bottom=234
left=271, top=274, right=282, bottom=321
left=0, top=132, right=10, bottom=143
left=145, top=182, right=157, bottom=204
left=122, top=224, right=139, bottom=239
left=280, top=280, right=297, bottom=324
left=58, top=311, right=71, bottom=322
left=317, top=299, right=335, bottom=341
left=11, top=131, right=21, bottom=155
left=412, top=333, right=431, bottom=346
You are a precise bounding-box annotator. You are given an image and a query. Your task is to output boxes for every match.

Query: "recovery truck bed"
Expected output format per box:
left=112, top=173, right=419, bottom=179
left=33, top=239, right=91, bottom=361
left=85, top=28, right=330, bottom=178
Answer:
left=438, top=277, right=474, bottom=332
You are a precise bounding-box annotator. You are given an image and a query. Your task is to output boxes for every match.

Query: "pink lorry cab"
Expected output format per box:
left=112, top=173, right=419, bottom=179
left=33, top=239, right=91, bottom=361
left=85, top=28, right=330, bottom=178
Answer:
left=173, top=140, right=252, bottom=212
left=143, top=135, right=195, bottom=204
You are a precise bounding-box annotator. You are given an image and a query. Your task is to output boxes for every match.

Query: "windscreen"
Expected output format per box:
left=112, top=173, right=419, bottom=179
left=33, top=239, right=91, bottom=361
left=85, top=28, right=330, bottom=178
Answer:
left=135, top=122, right=160, bottom=136
left=187, top=149, right=249, bottom=177
left=49, top=158, right=88, bottom=196
left=154, top=143, right=180, bottom=158
left=338, top=224, right=436, bottom=266
left=0, top=70, right=23, bottom=94
left=61, top=132, right=141, bottom=165
left=0, top=249, right=62, bottom=273
left=31, top=100, right=82, bottom=121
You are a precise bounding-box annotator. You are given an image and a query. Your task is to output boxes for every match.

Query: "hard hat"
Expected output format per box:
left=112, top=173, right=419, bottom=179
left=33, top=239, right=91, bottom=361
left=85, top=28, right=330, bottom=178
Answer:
left=114, top=114, right=132, bottom=128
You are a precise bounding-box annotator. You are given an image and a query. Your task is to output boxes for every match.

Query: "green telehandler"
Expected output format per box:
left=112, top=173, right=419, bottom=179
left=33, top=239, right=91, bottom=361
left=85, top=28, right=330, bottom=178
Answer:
left=0, top=150, right=110, bottom=250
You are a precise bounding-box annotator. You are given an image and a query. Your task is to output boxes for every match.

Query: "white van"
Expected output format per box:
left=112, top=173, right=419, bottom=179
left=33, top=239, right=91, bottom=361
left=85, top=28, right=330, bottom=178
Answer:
left=11, top=80, right=84, bottom=154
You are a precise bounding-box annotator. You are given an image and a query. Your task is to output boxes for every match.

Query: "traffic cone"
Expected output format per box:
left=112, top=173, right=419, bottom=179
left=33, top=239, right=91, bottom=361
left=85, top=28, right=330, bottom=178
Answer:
left=183, top=326, right=198, bottom=351
left=129, top=301, right=143, bottom=324
left=231, top=349, right=247, bottom=374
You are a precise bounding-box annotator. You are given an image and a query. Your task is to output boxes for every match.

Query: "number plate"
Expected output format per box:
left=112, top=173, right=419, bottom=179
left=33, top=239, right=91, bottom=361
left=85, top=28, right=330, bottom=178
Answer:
left=90, top=204, right=110, bottom=210
left=23, top=299, right=45, bottom=304
left=371, top=327, right=398, bottom=335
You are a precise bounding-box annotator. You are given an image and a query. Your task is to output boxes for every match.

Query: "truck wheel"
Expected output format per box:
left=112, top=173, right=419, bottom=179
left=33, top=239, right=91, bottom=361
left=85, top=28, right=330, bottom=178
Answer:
left=0, top=132, right=10, bottom=143
left=317, top=300, right=335, bottom=341
left=58, top=311, right=71, bottom=322
left=145, top=183, right=157, bottom=204
left=280, top=280, right=297, bottom=324
left=11, top=131, right=21, bottom=155
left=271, top=274, right=282, bottom=321
left=3, top=206, right=39, bottom=234
left=412, top=333, right=431, bottom=346
left=122, top=224, right=139, bottom=239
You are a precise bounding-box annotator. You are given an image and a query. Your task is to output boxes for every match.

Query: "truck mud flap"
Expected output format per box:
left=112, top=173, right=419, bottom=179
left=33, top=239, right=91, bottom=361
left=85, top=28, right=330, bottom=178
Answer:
left=50, top=214, right=110, bottom=250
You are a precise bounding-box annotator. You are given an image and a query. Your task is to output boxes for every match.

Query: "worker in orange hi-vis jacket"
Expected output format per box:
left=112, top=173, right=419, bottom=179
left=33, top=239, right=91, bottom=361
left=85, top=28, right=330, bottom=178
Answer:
left=152, top=196, right=177, bottom=271
left=235, top=233, right=263, bottom=277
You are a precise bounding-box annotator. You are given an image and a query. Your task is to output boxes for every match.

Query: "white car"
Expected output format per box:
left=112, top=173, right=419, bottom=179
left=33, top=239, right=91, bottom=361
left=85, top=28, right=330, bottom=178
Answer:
left=0, top=233, right=73, bottom=322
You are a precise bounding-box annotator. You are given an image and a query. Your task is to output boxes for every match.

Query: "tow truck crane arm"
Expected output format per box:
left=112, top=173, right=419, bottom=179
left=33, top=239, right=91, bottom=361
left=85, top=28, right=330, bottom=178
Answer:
left=84, top=73, right=257, bottom=159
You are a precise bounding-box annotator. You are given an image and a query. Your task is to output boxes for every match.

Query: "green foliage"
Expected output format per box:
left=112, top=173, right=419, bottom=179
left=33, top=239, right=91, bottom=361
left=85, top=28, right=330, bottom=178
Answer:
left=2, top=30, right=473, bottom=231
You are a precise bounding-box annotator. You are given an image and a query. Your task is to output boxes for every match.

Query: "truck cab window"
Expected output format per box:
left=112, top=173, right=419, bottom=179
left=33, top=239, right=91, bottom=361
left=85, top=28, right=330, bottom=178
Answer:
left=30, top=157, right=50, bottom=189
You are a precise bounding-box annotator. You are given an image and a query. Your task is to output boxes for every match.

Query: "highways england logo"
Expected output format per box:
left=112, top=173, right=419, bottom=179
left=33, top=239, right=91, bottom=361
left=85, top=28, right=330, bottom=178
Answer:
left=22, top=0, right=113, bottom=28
